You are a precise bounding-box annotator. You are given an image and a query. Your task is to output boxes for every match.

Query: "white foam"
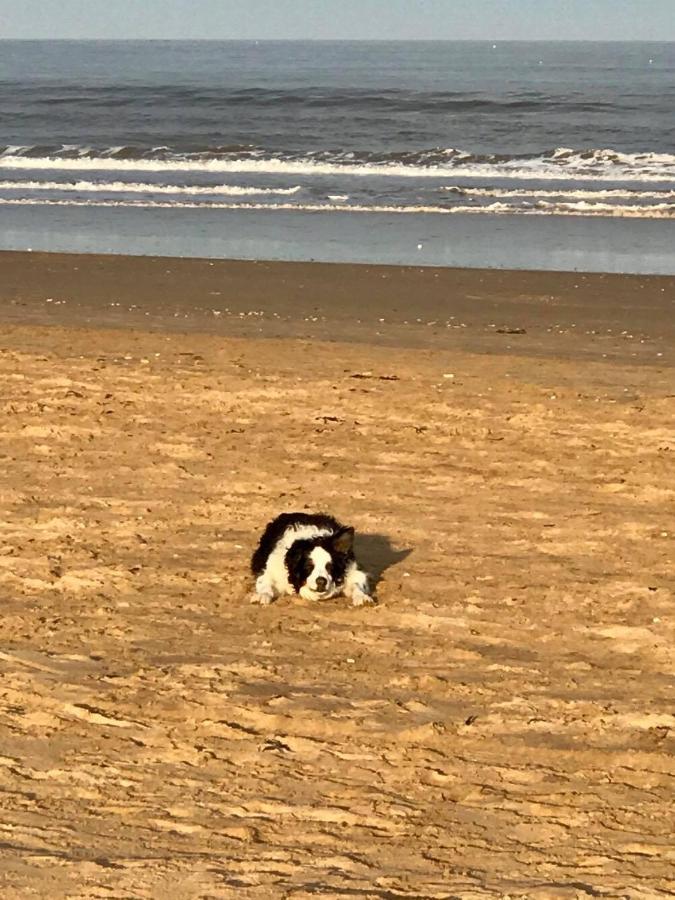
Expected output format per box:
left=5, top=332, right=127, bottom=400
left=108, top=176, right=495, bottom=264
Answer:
left=442, top=186, right=675, bottom=200
left=0, top=153, right=455, bottom=179
left=1, top=148, right=675, bottom=182
left=532, top=199, right=675, bottom=216
left=1, top=197, right=673, bottom=219
left=0, top=179, right=302, bottom=196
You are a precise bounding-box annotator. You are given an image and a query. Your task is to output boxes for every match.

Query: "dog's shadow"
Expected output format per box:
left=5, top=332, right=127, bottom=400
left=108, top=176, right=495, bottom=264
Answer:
left=354, top=532, right=412, bottom=589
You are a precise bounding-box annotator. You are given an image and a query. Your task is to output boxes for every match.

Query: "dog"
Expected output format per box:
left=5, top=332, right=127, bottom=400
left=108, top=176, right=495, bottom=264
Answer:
left=249, top=512, right=374, bottom=607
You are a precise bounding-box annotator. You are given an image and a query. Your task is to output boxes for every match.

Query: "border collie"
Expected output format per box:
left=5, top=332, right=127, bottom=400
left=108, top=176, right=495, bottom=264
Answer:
left=249, top=512, right=374, bottom=606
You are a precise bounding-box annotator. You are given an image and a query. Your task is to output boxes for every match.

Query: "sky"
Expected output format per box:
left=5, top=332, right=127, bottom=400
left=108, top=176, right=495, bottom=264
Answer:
left=0, top=0, right=673, bottom=42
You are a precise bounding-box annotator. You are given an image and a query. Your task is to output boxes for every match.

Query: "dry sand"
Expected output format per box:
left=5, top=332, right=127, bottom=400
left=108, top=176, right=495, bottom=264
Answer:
left=0, top=253, right=674, bottom=898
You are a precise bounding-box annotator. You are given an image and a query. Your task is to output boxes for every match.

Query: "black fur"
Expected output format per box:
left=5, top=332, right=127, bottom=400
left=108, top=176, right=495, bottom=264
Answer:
left=251, top=512, right=355, bottom=591
left=284, top=539, right=318, bottom=593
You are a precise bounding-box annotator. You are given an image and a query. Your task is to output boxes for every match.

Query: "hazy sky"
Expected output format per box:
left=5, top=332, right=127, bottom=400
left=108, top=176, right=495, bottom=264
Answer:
left=0, top=0, right=673, bottom=41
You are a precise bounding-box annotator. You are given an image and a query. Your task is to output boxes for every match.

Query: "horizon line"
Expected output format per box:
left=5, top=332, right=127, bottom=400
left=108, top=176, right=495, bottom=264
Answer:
left=0, top=37, right=673, bottom=43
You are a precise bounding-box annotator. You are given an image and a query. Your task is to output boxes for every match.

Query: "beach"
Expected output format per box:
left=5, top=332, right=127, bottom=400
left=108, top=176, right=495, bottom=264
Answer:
left=1, top=251, right=674, bottom=897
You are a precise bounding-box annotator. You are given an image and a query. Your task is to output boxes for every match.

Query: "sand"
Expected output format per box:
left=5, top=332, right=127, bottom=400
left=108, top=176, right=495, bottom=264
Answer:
left=0, top=252, right=674, bottom=898
left=2, top=250, right=675, bottom=363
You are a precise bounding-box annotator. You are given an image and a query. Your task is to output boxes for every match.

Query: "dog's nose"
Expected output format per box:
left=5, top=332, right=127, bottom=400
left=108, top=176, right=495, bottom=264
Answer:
left=315, top=576, right=328, bottom=592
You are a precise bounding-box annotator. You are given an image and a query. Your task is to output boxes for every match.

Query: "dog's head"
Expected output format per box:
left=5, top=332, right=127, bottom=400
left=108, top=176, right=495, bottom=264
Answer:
left=285, top=527, right=354, bottom=601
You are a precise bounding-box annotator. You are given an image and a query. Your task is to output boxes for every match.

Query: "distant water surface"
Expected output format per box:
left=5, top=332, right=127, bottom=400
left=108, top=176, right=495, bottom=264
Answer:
left=0, top=41, right=674, bottom=269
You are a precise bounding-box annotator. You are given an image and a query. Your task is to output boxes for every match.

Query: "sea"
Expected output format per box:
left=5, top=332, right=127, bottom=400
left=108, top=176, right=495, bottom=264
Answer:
left=1, top=40, right=674, bottom=272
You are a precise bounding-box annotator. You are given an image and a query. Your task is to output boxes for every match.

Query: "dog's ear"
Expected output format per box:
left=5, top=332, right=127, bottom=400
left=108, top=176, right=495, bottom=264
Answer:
left=332, top=526, right=354, bottom=554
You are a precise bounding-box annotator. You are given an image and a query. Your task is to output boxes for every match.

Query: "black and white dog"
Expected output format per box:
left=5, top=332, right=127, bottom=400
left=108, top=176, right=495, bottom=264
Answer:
left=250, top=512, right=373, bottom=606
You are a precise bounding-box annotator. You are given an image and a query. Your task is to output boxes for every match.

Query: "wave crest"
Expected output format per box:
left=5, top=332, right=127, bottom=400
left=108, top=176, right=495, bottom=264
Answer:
left=1, top=144, right=675, bottom=182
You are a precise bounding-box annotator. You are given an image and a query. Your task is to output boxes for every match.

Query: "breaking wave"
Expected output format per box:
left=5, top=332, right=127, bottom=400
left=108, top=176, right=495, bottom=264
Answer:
left=1, top=144, right=675, bottom=182
left=1, top=143, right=673, bottom=219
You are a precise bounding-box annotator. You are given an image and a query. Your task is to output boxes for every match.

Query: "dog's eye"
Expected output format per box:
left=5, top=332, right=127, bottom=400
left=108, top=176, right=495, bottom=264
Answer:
left=326, top=562, right=333, bottom=575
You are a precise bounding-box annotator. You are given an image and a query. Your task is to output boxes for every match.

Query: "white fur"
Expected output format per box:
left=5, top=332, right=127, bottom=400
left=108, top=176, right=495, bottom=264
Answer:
left=343, top=560, right=372, bottom=607
left=250, top=523, right=373, bottom=607
left=298, top=546, right=335, bottom=600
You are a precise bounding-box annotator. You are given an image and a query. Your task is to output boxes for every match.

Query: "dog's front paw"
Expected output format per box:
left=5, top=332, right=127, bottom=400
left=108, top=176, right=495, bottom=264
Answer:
left=249, top=592, right=275, bottom=606
left=351, top=591, right=375, bottom=607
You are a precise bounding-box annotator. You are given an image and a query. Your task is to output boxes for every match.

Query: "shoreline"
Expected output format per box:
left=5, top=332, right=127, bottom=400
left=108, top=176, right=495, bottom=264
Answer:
left=3, top=206, right=675, bottom=275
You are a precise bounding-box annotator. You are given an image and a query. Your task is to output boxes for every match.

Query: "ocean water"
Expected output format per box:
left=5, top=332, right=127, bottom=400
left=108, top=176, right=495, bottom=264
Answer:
left=1, top=40, right=674, bottom=270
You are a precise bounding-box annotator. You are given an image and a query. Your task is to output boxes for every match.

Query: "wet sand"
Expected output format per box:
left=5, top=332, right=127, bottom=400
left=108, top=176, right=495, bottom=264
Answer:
left=1, top=250, right=675, bottom=365
left=0, top=252, right=674, bottom=898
